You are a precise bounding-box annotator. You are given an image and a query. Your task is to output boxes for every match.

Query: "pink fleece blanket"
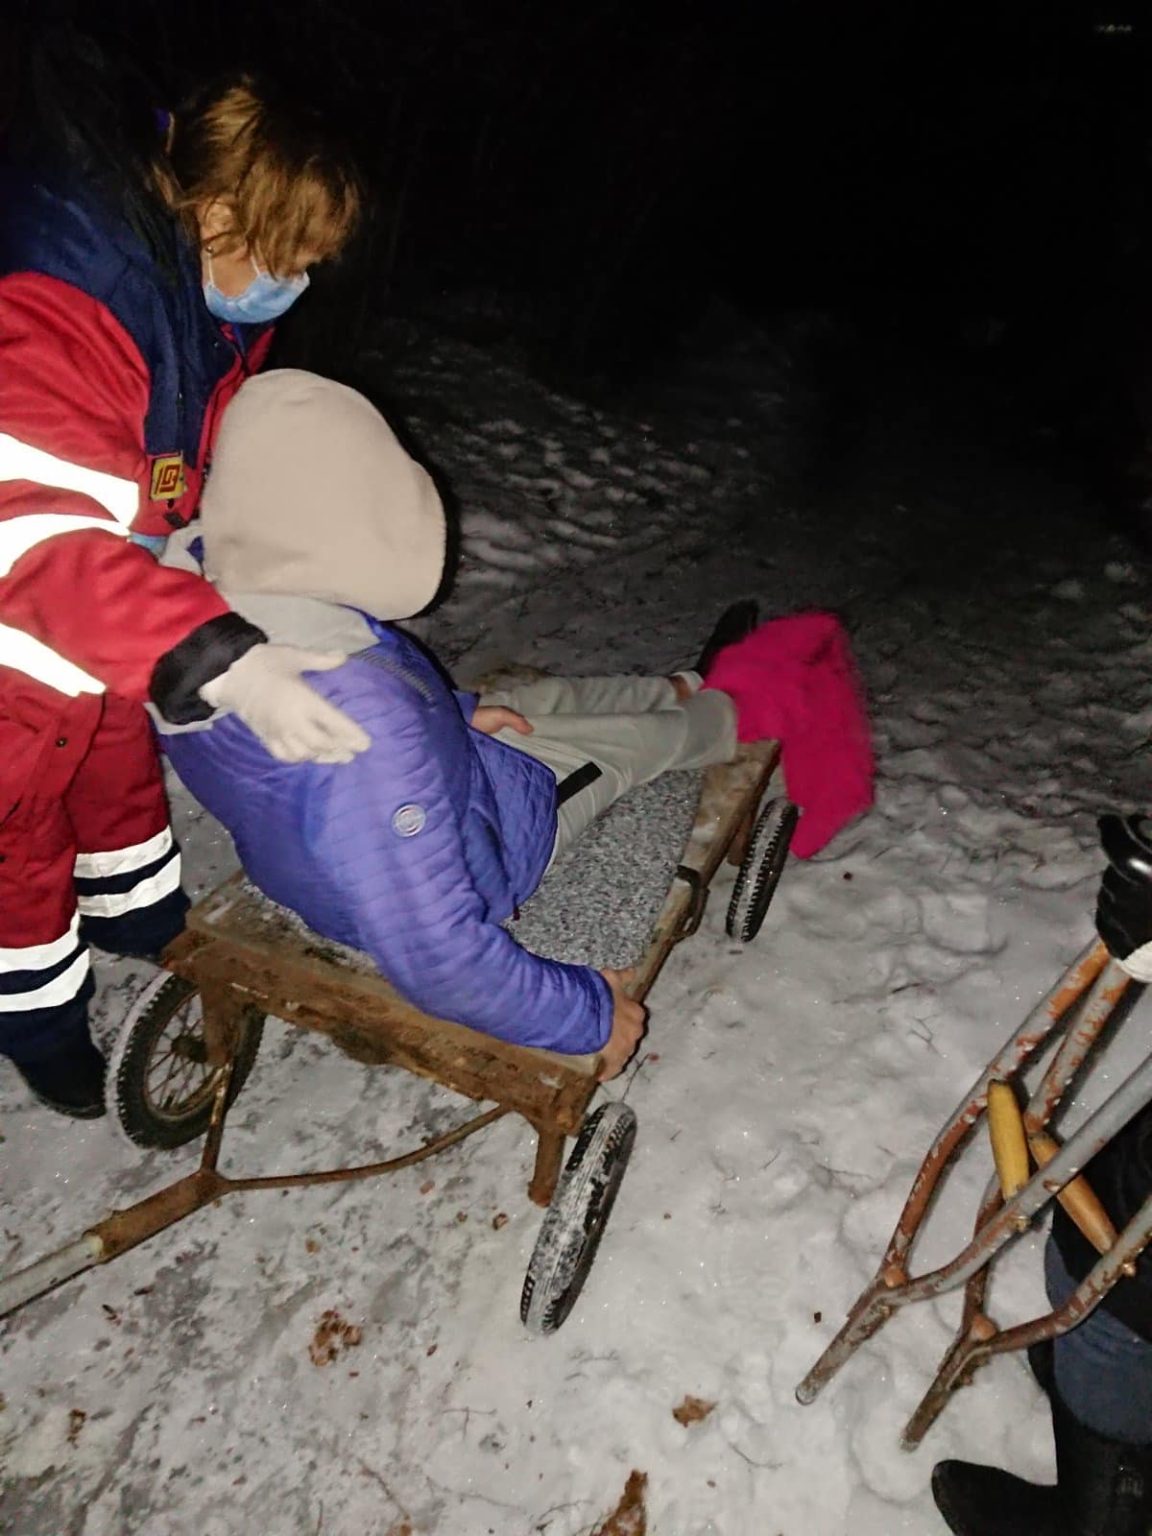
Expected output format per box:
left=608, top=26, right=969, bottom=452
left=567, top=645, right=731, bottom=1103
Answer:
left=703, top=612, right=874, bottom=858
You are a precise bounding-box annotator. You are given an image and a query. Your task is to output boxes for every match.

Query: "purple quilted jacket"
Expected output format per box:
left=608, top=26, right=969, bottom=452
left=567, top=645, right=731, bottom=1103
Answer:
left=163, top=620, right=612, bottom=1052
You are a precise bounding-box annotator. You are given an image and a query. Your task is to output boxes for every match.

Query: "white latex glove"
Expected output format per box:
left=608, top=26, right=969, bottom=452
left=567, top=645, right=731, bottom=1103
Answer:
left=199, top=645, right=371, bottom=764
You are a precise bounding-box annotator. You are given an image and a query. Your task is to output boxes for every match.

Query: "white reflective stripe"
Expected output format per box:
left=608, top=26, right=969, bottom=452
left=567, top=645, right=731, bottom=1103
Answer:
left=0, top=913, right=82, bottom=975
left=75, top=853, right=182, bottom=918
left=74, top=828, right=174, bottom=881
left=0, top=621, right=104, bottom=695
left=0, top=949, right=90, bottom=1012
left=0, top=512, right=131, bottom=578
left=0, top=433, right=139, bottom=526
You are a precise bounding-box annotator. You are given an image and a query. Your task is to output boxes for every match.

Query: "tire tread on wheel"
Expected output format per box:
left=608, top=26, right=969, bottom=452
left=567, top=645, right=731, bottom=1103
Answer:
left=112, top=974, right=264, bottom=1149
left=521, top=1101, right=638, bottom=1334
left=726, top=797, right=799, bottom=944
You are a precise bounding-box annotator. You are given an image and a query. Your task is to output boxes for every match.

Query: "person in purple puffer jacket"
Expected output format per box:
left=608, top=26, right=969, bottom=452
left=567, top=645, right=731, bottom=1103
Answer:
left=157, top=370, right=780, bottom=1078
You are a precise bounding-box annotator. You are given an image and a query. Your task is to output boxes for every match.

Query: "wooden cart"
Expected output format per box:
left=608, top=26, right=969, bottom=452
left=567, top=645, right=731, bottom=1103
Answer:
left=1, top=741, right=790, bottom=1329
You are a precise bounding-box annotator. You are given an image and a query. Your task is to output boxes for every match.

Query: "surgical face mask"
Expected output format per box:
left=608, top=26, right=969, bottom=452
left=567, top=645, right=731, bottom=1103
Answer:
left=203, top=255, right=310, bottom=324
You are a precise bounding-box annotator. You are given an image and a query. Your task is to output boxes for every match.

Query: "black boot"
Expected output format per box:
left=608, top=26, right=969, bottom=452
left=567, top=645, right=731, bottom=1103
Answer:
left=693, top=599, right=760, bottom=677
left=9, top=1036, right=107, bottom=1119
left=931, top=1458, right=1062, bottom=1536
left=3, top=979, right=107, bottom=1119
left=1052, top=1392, right=1152, bottom=1535
left=932, top=1392, right=1152, bottom=1535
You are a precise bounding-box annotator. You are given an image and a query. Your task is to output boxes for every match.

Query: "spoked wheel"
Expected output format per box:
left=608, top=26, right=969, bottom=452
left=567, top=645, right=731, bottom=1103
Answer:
left=111, top=974, right=264, bottom=1149
left=520, top=1101, right=638, bottom=1335
left=726, top=797, right=799, bottom=944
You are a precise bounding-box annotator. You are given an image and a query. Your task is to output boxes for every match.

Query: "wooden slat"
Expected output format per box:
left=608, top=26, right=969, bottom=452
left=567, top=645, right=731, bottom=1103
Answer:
left=630, top=741, right=779, bottom=1000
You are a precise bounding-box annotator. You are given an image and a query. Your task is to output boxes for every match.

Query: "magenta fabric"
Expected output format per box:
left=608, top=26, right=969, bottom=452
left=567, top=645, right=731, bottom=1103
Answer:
left=703, top=613, right=874, bottom=858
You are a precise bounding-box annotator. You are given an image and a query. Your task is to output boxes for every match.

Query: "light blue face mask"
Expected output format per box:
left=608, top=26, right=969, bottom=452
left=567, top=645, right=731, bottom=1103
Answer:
left=203, top=256, right=310, bottom=324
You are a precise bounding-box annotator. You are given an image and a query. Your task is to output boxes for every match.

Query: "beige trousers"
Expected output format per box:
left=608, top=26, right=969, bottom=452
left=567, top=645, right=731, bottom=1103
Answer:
left=479, top=673, right=738, bottom=857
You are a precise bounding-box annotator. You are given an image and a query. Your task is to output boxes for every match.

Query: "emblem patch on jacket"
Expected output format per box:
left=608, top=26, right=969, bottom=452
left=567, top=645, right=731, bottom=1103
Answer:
left=392, top=804, right=426, bottom=837
left=149, top=453, right=187, bottom=501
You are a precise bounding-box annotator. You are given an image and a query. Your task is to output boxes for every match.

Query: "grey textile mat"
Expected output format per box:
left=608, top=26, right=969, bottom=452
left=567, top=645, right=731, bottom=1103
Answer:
left=235, top=769, right=703, bottom=976
left=509, top=770, right=703, bottom=969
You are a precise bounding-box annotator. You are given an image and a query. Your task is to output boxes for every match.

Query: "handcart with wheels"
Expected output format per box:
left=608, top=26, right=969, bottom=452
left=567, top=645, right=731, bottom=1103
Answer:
left=1, top=738, right=794, bottom=1331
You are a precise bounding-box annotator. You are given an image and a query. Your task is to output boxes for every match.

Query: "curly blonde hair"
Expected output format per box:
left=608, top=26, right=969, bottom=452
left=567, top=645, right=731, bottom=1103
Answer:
left=158, top=76, right=362, bottom=274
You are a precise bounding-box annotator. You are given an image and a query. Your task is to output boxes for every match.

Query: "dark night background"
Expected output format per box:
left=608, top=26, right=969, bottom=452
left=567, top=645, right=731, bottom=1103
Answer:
left=5, top=1, right=1152, bottom=529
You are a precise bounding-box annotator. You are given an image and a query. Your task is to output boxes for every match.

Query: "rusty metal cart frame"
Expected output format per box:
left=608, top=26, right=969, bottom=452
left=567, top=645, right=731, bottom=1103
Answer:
left=795, top=939, right=1152, bottom=1446
left=1, top=740, right=783, bottom=1324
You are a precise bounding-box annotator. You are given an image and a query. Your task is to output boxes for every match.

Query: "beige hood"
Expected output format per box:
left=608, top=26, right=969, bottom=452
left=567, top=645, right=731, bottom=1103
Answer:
left=200, top=369, right=446, bottom=620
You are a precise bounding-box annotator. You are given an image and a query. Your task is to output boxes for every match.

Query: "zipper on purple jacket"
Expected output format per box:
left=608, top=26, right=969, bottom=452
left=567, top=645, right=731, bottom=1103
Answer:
left=357, top=647, right=436, bottom=703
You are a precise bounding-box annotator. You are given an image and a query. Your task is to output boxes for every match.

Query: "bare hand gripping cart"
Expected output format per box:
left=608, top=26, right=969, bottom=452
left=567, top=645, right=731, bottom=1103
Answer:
left=796, top=935, right=1152, bottom=1446
left=1, top=742, right=793, bottom=1333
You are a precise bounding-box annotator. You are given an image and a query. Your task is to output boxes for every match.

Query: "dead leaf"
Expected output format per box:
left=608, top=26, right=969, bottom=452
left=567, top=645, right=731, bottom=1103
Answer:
left=305, top=1237, right=320, bottom=1254
left=419, top=1180, right=435, bottom=1195
left=308, top=1309, right=363, bottom=1368
left=673, top=1395, right=716, bottom=1427
left=384, top=1523, right=413, bottom=1536
left=492, top=1212, right=509, bottom=1230
left=590, top=1470, right=647, bottom=1535
left=66, top=1409, right=86, bottom=1446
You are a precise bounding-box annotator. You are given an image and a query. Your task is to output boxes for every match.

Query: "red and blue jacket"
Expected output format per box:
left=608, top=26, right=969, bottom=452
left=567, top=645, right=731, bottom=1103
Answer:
left=0, top=164, right=270, bottom=807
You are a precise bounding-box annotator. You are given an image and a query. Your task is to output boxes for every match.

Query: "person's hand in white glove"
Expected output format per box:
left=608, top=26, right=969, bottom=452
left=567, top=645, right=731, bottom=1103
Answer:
left=199, top=645, right=371, bottom=765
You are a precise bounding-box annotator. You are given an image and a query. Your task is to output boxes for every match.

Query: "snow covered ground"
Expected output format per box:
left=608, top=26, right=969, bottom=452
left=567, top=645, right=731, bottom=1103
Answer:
left=3, top=328, right=1152, bottom=1535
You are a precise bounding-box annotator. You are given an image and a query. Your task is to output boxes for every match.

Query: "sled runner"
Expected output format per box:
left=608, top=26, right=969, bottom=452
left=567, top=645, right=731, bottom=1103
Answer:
left=1, top=739, right=789, bottom=1330
left=795, top=928, right=1152, bottom=1446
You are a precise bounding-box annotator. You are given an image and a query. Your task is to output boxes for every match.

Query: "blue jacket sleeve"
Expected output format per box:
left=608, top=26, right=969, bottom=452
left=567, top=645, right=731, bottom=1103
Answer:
left=312, top=691, right=613, bottom=1054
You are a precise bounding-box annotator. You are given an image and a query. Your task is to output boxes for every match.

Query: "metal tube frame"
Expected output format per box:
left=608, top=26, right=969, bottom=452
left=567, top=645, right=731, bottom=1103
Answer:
left=0, top=1048, right=509, bottom=1320
left=796, top=940, right=1152, bottom=1446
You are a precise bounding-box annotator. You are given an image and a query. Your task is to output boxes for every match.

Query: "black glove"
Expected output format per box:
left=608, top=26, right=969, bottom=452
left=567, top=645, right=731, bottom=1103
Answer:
left=1096, top=814, right=1152, bottom=979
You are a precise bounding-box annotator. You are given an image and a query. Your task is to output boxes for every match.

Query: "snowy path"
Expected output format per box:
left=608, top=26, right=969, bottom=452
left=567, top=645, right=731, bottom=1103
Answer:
left=3, top=335, right=1151, bottom=1535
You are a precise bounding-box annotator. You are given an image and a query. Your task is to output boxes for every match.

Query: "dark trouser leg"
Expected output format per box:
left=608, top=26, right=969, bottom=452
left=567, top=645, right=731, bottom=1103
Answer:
left=1045, top=1241, right=1152, bottom=1446
left=2, top=975, right=104, bottom=1118
left=0, top=792, right=104, bottom=1118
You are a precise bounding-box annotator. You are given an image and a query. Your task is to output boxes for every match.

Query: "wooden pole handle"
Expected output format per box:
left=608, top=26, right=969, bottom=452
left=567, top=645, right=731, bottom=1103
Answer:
left=1029, top=1129, right=1119, bottom=1255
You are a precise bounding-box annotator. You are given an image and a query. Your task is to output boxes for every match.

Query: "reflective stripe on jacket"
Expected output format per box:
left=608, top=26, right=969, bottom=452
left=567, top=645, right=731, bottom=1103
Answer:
left=0, top=166, right=271, bottom=700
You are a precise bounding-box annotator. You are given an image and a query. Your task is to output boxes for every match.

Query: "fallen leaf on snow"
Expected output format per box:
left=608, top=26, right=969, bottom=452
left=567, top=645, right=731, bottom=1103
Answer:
left=308, top=1309, right=363, bottom=1368
left=591, top=1469, right=647, bottom=1535
left=66, top=1409, right=86, bottom=1445
left=673, top=1395, right=716, bottom=1426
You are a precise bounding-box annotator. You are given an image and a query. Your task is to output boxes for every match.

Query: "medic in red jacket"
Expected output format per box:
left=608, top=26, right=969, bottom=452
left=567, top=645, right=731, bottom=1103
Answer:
left=0, top=70, right=366, bottom=1118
